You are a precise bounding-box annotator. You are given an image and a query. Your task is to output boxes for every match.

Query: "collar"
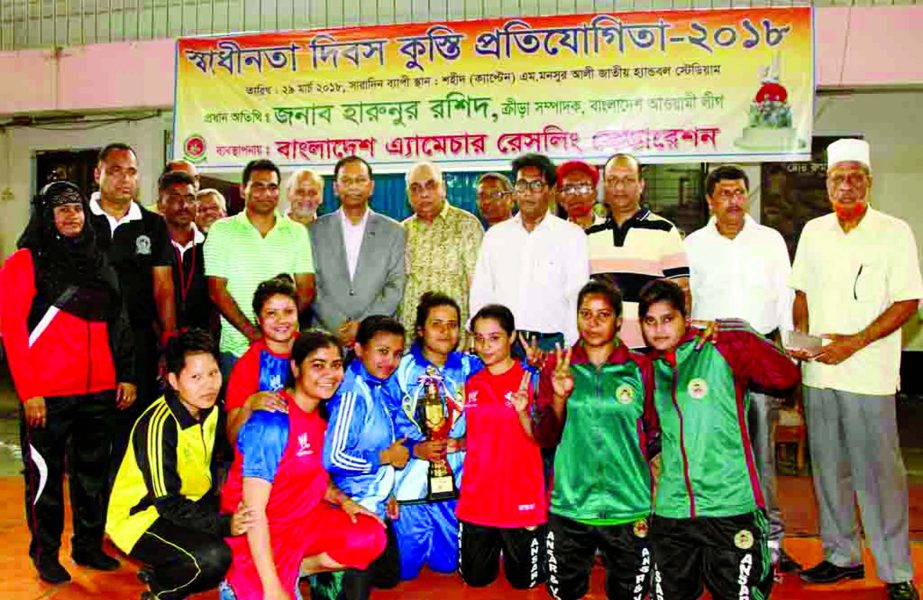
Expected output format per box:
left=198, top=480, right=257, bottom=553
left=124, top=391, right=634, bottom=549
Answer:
left=89, top=193, right=143, bottom=226
left=170, top=223, right=205, bottom=253
left=606, top=207, right=649, bottom=229
left=568, top=340, right=632, bottom=366
left=828, top=205, right=875, bottom=234
left=410, top=343, right=464, bottom=373
left=338, top=207, right=371, bottom=229
left=165, top=392, right=214, bottom=429
left=512, top=210, right=552, bottom=233
left=348, top=358, right=387, bottom=387
left=647, top=328, right=701, bottom=363
left=706, top=214, right=753, bottom=239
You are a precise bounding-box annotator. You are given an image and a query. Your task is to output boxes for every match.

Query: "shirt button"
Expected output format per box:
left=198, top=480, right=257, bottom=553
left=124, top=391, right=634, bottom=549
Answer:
left=349, top=289, right=355, bottom=296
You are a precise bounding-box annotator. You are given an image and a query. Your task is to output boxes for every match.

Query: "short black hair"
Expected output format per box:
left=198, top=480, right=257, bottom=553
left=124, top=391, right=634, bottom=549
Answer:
left=291, top=329, right=343, bottom=367
left=334, top=155, right=373, bottom=181
left=470, top=304, right=515, bottom=336
left=603, top=153, right=642, bottom=176
left=98, top=143, right=136, bottom=165
left=356, top=315, right=406, bottom=346
left=511, top=153, right=557, bottom=187
left=242, top=159, right=280, bottom=187
left=705, top=165, right=749, bottom=198
left=252, top=274, right=297, bottom=317
left=165, top=328, right=218, bottom=376
left=578, top=279, right=623, bottom=318
left=158, top=170, right=196, bottom=193
left=638, top=279, right=687, bottom=319
left=414, top=292, right=460, bottom=338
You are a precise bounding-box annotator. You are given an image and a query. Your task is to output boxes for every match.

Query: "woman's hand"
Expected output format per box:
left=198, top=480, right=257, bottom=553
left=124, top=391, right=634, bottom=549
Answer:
left=380, top=436, right=409, bottom=468
left=230, top=502, right=255, bottom=536
left=551, top=344, right=574, bottom=400
left=413, top=439, right=447, bottom=462
left=342, top=498, right=385, bottom=527
left=262, top=582, right=293, bottom=600
left=24, top=397, right=47, bottom=428
left=115, top=383, right=137, bottom=410
left=246, top=392, right=288, bottom=414
left=509, top=371, right=532, bottom=414
left=386, top=495, right=400, bottom=521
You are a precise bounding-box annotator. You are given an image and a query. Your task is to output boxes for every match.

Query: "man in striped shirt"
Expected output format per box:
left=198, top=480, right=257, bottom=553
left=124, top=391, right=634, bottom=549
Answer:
left=586, top=154, right=689, bottom=349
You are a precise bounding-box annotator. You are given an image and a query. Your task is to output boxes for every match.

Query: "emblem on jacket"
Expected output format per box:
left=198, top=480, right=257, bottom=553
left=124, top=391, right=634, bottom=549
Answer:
left=616, top=384, right=635, bottom=405
left=687, top=378, right=708, bottom=400
left=135, top=235, right=152, bottom=256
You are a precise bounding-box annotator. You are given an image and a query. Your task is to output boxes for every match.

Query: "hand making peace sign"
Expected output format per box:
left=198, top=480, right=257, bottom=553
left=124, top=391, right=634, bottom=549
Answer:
left=508, top=371, right=532, bottom=414
left=551, top=343, right=574, bottom=400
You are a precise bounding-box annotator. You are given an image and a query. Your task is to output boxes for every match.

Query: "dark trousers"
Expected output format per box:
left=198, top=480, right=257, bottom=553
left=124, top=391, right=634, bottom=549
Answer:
left=111, top=326, right=160, bottom=483
left=339, top=521, right=400, bottom=600
left=546, top=513, right=652, bottom=600
left=460, top=520, right=547, bottom=590
left=20, top=391, right=115, bottom=565
left=649, top=511, right=773, bottom=600
left=130, top=517, right=231, bottom=600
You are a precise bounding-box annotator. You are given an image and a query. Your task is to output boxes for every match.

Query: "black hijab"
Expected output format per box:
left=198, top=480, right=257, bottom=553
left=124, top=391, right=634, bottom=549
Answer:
left=17, top=181, right=120, bottom=324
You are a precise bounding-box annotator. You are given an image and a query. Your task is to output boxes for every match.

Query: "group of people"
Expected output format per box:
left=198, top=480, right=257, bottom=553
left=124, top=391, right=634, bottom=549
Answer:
left=0, top=136, right=920, bottom=600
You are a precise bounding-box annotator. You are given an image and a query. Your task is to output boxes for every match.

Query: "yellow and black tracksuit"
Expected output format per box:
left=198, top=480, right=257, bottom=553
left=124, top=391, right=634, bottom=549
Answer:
left=107, top=394, right=231, bottom=600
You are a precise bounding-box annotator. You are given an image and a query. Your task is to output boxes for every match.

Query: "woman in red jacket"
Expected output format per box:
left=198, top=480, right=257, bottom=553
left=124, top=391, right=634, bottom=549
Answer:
left=0, top=181, right=135, bottom=584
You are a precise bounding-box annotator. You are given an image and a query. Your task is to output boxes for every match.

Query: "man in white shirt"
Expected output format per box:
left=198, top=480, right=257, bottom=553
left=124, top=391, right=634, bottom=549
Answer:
left=684, top=164, right=799, bottom=573
left=790, top=139, right=922, bottom=600
left=469, top=153, right=589, bottom=352
left=310, top=156, right=405, bottom=348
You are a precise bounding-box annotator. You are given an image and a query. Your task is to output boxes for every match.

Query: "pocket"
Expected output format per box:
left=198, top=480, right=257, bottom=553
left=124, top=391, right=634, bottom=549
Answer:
left=853, top=262, right=887, bottom=304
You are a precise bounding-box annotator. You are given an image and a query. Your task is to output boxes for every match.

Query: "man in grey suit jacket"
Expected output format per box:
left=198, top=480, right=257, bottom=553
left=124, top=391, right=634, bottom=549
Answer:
left=311, top=155, right=406, bottom=347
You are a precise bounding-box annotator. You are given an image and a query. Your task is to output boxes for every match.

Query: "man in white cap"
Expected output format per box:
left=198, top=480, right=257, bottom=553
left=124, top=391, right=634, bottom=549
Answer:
left=790, top=138, right=921, bottom=600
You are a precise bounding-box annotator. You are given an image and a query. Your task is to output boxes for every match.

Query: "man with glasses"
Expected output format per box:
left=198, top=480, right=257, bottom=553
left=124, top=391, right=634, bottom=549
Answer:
left=311, top=155, right=406, bottom=348
left=470, top=153, right=589, bottom=354
left=400, top=161, right=483, bottom=346
left=204, top=159, right=315, bottom=377
left=683, top=164, right=800, bottom=575
left=475, top=172, right=514, bottom=228
left=556, top=160, right=602, bottom=230
left=586, top=153, right=689, bottom=349
left=789, top=139, right=921, bottom=600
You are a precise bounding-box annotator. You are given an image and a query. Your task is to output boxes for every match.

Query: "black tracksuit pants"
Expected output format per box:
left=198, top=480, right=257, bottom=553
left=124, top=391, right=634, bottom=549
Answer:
left=20, top=391, right=115, bottom=565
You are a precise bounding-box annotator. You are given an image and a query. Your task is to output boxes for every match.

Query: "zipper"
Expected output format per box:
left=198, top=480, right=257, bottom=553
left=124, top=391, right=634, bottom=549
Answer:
left=669, top=363, right=696, bottom=518
left=85, top=320, right=92, bottom=394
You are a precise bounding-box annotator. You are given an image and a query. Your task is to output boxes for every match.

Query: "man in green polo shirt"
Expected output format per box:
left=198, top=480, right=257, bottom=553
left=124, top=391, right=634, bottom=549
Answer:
left=204, top=159, right=315, bottom=377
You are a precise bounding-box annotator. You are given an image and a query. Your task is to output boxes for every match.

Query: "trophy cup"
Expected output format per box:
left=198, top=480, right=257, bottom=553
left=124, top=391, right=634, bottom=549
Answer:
left=416, top=373, right=458, bottom=502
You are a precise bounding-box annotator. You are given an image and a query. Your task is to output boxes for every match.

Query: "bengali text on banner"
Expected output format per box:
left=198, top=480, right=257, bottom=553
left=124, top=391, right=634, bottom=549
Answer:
left=173, top=7, right=814, bottom=172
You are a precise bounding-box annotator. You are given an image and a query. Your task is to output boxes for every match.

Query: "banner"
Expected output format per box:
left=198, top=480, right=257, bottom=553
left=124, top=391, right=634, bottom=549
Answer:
left=174, top=7, right=814, bottom=173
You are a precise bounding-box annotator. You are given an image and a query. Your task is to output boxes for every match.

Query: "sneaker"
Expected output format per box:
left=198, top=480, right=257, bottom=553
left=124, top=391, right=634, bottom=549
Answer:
left=778, top=549, right=803, bottom=573
left=35, top=557, right=72, bottom=584
left=799, top=560, right=864, bottom=584
left=887, top=582, right=920, bottom=600
left=72, top=548, right=120, bottom=571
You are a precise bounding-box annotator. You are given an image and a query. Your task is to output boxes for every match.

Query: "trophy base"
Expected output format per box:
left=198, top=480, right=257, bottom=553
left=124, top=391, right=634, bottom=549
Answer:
left=426, top=474, right=457, bottom=502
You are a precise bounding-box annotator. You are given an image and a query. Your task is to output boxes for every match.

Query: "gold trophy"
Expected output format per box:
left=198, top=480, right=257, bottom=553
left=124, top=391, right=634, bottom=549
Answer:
left=416, top=374, right=458, bottom=502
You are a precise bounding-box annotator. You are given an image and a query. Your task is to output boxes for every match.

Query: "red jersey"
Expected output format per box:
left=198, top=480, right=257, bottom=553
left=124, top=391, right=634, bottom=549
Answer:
left=456, top=361, right=547, bottom=528
left=224, top=340, right=291, bottom=411
left=221, top=392, right=330, bottom=597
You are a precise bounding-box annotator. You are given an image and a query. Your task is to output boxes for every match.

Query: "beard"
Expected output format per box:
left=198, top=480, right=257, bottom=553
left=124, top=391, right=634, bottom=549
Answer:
left=833, top=200, right=867, bottom=221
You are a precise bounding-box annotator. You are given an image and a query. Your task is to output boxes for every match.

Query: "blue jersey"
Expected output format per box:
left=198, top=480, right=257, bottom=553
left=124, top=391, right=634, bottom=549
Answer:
left=322, top=360, right=400, bottom=518
left=391, top=345, right=483, bottom=503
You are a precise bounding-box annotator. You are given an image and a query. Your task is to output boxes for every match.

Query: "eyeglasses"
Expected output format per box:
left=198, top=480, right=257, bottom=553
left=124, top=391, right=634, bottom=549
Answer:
left=513, top=180, right=547, bottom=193
left=604, top=177, right=639, bottom=188
left=560, top=184, right=595, bottom=196
left=408, top=179, right=439, bottom=196
left=477, top=191, right=512, bottom=202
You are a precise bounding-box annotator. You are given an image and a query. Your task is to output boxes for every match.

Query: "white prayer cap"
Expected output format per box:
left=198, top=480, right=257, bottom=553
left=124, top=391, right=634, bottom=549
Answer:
left=826, top=138, right=871, bottom=170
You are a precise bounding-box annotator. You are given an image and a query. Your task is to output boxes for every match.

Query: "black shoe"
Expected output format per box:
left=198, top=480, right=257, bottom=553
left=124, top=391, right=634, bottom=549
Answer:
left=887, top=582, right=920, bottom=600
left=35, top=558, right=72, bottom=584
left=778, top=549, right=803, bottom=573
left=799, top=560, right=865, bottom=584
left=72, top=548, right=120, bottom=571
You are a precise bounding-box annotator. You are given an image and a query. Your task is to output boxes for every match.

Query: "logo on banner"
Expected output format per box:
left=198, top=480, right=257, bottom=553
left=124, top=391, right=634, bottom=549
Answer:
left=183, top=134, right=207, bottom=164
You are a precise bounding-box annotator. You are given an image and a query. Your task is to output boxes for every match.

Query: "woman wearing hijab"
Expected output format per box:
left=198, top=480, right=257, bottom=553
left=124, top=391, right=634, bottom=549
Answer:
left=0, top=181, right=135, bottom=583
